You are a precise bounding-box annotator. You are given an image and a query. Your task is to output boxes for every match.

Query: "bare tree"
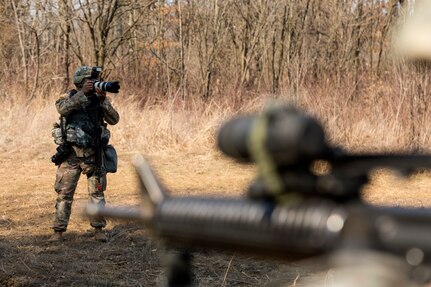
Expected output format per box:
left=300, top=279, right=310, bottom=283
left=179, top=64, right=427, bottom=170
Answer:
left=11, top=0, right=29, bottom=94
left=0, top=0, right=418, bottom=101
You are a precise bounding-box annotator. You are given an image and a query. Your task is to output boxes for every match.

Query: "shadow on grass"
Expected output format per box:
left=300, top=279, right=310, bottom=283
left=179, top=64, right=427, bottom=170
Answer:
left=0, top=223, right=163, bottom=286
left=0, top=222, right=307, bottom=287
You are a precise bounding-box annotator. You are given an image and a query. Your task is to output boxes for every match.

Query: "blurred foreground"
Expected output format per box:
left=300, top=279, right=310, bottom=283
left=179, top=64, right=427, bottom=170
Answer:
left=1, top=146, right=431, bottom=285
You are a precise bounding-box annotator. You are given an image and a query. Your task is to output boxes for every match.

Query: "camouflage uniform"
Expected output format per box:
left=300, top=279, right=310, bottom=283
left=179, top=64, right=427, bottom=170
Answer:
left=52, top=66, right=120, bottom=232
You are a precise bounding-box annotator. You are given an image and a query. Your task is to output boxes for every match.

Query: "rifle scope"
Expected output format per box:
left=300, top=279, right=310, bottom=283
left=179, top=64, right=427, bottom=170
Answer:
left=217, top=106, right=331, bottom=167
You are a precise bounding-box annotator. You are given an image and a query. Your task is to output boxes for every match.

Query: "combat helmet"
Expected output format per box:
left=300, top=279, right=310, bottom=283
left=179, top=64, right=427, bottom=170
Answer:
left=73, top=66, right=102, bottom=85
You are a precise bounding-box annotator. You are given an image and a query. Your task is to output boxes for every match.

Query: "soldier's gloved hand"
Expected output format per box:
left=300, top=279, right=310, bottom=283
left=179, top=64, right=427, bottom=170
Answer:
left=82, top=79, right=94, bottom=96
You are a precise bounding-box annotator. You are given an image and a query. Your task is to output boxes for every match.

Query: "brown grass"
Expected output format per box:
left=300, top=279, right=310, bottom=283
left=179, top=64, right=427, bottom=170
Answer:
left=1, top=86, right=431, bottom=286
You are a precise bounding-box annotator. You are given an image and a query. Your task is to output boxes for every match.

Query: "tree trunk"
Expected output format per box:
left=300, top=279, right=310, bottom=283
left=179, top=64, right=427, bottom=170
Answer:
left=11, top=0, right=29, bottom=94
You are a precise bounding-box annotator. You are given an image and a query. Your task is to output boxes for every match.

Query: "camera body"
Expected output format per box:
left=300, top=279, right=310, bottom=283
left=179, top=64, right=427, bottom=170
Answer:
left=73, top=66, right=120, bottom=93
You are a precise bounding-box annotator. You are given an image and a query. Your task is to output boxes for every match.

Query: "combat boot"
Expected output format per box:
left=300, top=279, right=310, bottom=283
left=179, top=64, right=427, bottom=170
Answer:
left=94, top=227, right=108, bottom=242
left=49, top=231, right=64, bottom=242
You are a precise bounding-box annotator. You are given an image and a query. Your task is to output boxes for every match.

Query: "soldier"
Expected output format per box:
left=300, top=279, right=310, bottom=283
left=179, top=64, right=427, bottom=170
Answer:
left=50, top=66, right=120, bottom=242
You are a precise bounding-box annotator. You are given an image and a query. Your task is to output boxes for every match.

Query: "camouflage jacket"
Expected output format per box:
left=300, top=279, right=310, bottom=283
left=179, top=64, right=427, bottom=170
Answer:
left=55, top=90, right=119, bottom=125
left=54, top=90, right=120, bottom=157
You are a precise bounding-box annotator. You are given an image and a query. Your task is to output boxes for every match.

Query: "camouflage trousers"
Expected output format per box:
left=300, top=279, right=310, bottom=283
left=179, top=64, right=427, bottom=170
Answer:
left=53, top=153, right=107, bottom=232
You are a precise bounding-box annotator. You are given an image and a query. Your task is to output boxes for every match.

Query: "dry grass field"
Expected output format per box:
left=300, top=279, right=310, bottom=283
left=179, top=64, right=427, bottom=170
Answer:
left=1, top=92, right=431, bottom=286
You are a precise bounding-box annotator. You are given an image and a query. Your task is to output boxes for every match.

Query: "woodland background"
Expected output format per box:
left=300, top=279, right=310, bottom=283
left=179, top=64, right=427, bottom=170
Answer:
left=1, top=0, right=430, bottom=155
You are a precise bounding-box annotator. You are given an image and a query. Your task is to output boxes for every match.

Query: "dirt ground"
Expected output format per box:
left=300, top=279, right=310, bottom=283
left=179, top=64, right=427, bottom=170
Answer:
left=1, top=150, right=431, bottom=286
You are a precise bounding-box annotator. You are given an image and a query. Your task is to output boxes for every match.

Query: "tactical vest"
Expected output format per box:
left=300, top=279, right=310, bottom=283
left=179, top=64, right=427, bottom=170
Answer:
left=65, top=94, right=104, bottom=148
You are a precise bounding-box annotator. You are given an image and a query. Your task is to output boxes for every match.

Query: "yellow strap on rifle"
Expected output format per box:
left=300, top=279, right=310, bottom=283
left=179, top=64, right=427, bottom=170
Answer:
left=247, top=112, right=284, bottom=197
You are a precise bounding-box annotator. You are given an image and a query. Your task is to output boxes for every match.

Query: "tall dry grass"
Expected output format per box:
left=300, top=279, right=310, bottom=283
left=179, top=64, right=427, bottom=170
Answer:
left=0, top=87, right=267, bottom=162
left=1, top=70, right=431, bottom=164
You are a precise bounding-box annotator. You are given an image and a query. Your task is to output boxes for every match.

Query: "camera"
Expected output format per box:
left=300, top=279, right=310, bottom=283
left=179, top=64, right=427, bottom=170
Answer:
left=93, top=80, right=120, bottom=93
left=51, top=143, right=73, bottom=166
left=89, top=67, right=120, bottom=93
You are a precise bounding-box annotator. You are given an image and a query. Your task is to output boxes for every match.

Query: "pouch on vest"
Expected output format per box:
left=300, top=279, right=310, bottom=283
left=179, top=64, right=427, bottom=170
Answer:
left=52, top=122, right=64, bottom=145
left=66, top=125, right=92, bottom=147
left=103, top=144, right=118, bottom=173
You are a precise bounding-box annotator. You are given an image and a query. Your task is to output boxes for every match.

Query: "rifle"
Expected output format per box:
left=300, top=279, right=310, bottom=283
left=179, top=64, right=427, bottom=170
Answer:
left=89, top=95, right=104, bottom=188
left=86, top=106, right=431, bottom=285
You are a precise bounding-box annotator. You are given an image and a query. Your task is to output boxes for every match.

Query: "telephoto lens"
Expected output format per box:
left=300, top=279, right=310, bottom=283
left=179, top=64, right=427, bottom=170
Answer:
left=217, top=106, right=330, bottom=167
left=94, top=80, right=120, bottom=93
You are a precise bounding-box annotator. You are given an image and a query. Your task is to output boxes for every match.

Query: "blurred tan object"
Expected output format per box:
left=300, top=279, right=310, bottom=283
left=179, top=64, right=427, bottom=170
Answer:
left=300, top=251, right=420, bottom=287
left=396, top=0, right=431, bottom=60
